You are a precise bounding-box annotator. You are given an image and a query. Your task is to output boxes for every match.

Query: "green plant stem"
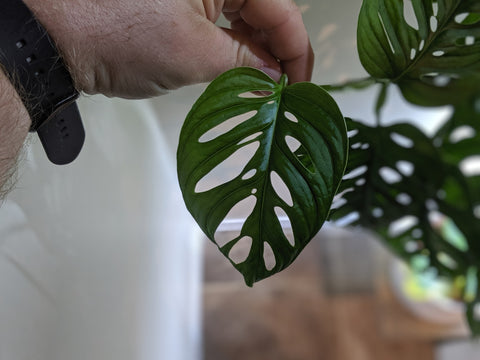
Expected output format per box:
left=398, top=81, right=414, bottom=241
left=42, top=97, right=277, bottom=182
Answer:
left=321, top=76, right=382, bottom=92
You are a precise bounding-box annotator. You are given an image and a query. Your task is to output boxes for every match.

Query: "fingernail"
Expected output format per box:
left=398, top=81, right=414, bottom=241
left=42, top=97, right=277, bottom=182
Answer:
left=260, top=67, right=283, bottom=82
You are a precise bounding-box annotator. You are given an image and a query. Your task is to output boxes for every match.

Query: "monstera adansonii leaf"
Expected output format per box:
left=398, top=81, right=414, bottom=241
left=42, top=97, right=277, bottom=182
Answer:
left=177, top=67, right=348, bottom=286
left=331, top=119, right=472, bottom=277
left=357, top=0, right=480, bottom=106
left=434, top=98, right=480, bottom=331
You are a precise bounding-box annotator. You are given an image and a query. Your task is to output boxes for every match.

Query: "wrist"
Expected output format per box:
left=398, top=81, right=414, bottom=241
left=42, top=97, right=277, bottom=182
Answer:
left=0, top=69, right=30, bottom=195
left=21, top=0, right=94, bottom=93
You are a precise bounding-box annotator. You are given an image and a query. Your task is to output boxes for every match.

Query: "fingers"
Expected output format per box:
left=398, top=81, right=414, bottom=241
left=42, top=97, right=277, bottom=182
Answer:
left=181, top=18, right=283, bottom=84
left=224, top=0, right=314, bottom=83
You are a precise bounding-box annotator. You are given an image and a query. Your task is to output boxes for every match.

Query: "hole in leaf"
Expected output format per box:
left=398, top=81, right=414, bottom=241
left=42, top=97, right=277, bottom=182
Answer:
left=355, top=178, right=366, bottom=186
left=388, top=216, right=418, bottom=237
left=361, top=143, right=370, bottom=150
left=195, top=141, right=260, bottom=193
left=405, top=240, right=421, bottom=253
left=396, top=161, right=414, bottom=177
left=284, top=111, right=299, bottom=123
left=198, top=110, right=258, bottom=143
left=419, top=39, right=425, bottom=51
left=455, top=13, right=469, bottom=24
left=432, top=50, right=444, bottom=57
left=335, top=211, right=360, bottom=227
left=347, top=129, right=359, bottom=138
left=390, top=132, right=414, bottom=148
left=433, top=75, right=451, bottom=87
left=343, top=165, right=367, bottom=180
left=285, top=135, right=302, bottom=153
left=336, top=187, right=355, bottom=197
left=410, top=48, right=417, bottom=60
left=460, top=156, right=480, bottom=176
left=437, top=252, right=458, bottom=270
left=238, top=91, right=273, bottom=98
left=229, top=236, right=253, bottom=264
left=331, top=196, right=347, bottom=209
left=432, top=2, right=438, bottom=16
left=396, top=193, right=412, bottom=205
left=458, top=13, right=480, bottom=25
left=351, top=142, right=362, bottom=149
left=274, top=207, right=295, bottom=246
left=214, top=195, right=257, bottom=247
left=426, top=199, right=438, bottom=211
left=263, top=242, right=276, bottom=271
left=428, top=210, right=443, bottom=227
left=237, top=131, right=263, bottom=145
left=449, top=126, right=475, bottom=143
left=372, top=207, right=384, bottom=218
left=242, top=169, right=257, bottom=181
left=474, top=205, right=480, bottom=219
left=465, top=36, right=475, bottom=46
left=403, top=0, right=419, bottom=30
left=378, top=12, right=396, bottom=54
left=412, top=228, right=423, bottom=239
left=430, top=16, right=438, bottom=32
left=270, top=171, right=294, bottom=207
left=251, top=188, right=257, bottom=194
left=379, top=167, right=402, bottom=184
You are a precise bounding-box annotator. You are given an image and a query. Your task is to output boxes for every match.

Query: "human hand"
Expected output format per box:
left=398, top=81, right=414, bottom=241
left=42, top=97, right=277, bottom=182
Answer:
left=23, top=0, right=314, bottom=98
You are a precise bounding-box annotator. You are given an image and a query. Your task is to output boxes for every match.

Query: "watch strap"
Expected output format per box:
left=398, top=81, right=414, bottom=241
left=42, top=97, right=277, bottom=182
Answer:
left=0, top=0, right=85, bottom=164
left=37, top=102, right=85, bottom=165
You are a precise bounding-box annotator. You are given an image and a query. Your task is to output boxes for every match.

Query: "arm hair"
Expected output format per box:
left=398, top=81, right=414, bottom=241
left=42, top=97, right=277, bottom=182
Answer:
left=0, top=70, right=30, bottom=201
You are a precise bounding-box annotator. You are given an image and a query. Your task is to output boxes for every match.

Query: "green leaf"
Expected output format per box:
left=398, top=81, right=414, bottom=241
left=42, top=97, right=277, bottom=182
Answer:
left=332, top=113, right=480, bottom=333
left=357, top=0, right=480, bottom=106
left=331, top=119, right=471, bottom=276
left=177, top=67, right=348, bottom=286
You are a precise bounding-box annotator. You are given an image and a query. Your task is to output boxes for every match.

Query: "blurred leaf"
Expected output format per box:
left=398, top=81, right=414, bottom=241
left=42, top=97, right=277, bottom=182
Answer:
left=331, top=119, right=472, bottom=276
left=177, top=67, right=348, bottom=286
left=357, top=0, right=480, bottom=106
left=466, top=301, right=480, bottom=336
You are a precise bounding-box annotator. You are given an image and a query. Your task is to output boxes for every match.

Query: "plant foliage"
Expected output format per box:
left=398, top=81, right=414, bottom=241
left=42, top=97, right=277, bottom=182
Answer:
left=176, top=0, right=480, bottom=333
left=177, top=68, right=348, bottom=285
left=358, top=0, right=480, bottom=106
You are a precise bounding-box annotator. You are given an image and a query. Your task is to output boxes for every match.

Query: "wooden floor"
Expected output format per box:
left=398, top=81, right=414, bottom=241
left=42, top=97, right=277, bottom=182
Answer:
left=202, top=228, right=435, bottom=360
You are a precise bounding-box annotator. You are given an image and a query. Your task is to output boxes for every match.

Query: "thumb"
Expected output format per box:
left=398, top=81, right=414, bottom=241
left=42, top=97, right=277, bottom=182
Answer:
left=190, top=22, right=283, bottom=83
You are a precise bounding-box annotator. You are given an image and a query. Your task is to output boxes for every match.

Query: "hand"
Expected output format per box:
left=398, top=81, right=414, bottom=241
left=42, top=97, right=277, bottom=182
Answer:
left=23, top=0, right=314, bottom=98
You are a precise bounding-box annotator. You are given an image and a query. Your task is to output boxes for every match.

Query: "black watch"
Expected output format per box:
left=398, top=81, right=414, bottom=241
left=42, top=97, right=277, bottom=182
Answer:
left=0, top=0, right=85, bottom=165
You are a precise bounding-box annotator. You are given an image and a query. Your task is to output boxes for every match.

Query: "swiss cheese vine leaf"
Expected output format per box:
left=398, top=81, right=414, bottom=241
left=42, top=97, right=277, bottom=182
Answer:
left=358, top=0, right=480, bottom=106
left=331, top=119, right=469, bottom=276
left=332, top=107, right=480, bottom=333
left=177, top=67, right=348, bottom=286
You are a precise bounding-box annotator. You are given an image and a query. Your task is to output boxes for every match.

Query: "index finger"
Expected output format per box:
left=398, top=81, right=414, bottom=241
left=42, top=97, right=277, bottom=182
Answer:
left=224, top=0, right=314, bottom=83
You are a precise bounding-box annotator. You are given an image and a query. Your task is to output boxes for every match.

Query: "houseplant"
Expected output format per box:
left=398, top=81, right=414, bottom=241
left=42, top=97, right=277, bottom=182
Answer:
left=177, top=0, right=480, bottom=333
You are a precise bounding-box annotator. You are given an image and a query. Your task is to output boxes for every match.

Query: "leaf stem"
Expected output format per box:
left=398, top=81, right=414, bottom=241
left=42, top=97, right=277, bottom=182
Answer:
left=280, top=73, right=288, bottom=88
left=321, top=76, right=381, bottom=92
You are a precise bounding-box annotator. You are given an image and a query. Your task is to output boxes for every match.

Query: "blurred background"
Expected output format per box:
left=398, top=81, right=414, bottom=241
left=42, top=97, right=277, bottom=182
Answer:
left=0, top=0, right=478, bottom=359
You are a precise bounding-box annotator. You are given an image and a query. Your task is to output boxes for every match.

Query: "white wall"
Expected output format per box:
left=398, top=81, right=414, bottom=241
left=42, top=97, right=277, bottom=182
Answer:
left=0, top=96, right=202, bottom=360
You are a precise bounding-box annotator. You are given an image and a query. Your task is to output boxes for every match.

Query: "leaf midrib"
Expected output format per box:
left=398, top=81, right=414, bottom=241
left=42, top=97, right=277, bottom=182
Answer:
left=254, top=85, right=286, bottom=269
left=393, top=0, right=462, bottom=83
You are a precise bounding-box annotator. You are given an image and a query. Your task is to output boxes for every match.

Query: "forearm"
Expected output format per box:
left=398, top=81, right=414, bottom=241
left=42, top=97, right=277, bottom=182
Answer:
left=0, top=70, right=31, bottom=197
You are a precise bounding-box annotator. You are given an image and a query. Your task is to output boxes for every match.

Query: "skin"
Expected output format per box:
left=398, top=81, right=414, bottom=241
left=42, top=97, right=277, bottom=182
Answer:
left=0, top=0, right=314, bottom=196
